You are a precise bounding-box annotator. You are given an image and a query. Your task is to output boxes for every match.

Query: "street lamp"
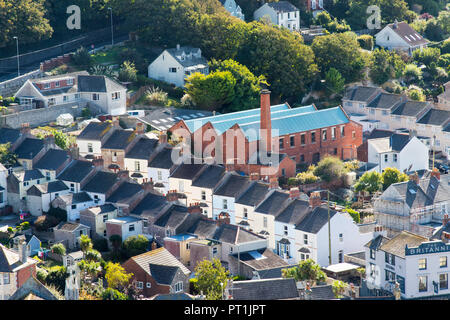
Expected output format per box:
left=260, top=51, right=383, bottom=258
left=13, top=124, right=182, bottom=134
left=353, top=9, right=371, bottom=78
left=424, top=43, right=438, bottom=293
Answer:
left=108, top=7, right=114, bottom=46
left=13, top=36, right=19, bottom=77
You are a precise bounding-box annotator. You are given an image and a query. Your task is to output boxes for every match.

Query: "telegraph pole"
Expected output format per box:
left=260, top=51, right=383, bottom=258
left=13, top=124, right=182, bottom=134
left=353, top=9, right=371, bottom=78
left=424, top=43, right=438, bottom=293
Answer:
left=13, top=36, right=19, bottom=77
left=328, top=190, right=331, bottom=266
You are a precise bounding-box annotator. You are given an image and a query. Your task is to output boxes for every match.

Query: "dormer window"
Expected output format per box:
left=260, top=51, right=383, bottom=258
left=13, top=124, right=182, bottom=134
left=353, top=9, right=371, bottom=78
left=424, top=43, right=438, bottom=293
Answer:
left=67, top=78, right=74, bottom=85
left=44, top=83, right=51, bottom=89
left=55, top=81, right=60, bottom=87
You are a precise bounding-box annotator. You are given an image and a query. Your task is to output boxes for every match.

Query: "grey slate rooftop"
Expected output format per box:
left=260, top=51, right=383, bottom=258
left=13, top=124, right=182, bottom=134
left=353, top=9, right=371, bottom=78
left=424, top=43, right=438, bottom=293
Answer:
left=266, top=1, right=298, bottom=12
left=366, top=93, right=404, bottom=110
left=295, top=206, right=338, bottom=234
left=391, top=101, right=429, bottom=117
left=15, top=169, right=44, bottom=182
left=148, top=147, right=177, bottom=169
left=387, top=21, right=428, bottom=47
left=417, top=109, right=450, bottom=126
left=0, top=128, right=21, bottom=145
left=380, top=231, right=428, bottom=258
left=82, top=170, right=119, bottom=194
left=131, top=192, right=168, bottom=218
left=235, top=182, right=270, bottom=207
left=344, top=86, right=381, bottom=102
left=191, top=164, right=225, bottom=189
left=78, top=75, right=125, bottom=93
left=102, top=129, right=136, bottom=150
left=231, top=278, right=299, bottom=300
left=165, top=47, right=208, bottom=69
left=212, top=224, right=264, bottom=245
left=106, top=181, right=142, bottom=203
left=77, top=121, right=113, bottom=140
left=254, top=190, right=289, bottom=215
left=125, top=138, right=158, bottom=160
left=275, top=199, right=310, bottom=224
left=214, top=174, right=251, bottom=198
left=57, top=192, right=93, bottom=205
left=14, top=138, right=44, bottom=159
left=57, top=160, right=95, bottom=183
left=170, top=163, right=206, bottom=180
left=233, top=248, right=290, bottom=271
left=33, top=149, right=70, bottom=171
left=149, top=264, right=180, bottom=285
left=27, top=180, right=69, bottom=195
left=187, top=218, right=218, bottom=239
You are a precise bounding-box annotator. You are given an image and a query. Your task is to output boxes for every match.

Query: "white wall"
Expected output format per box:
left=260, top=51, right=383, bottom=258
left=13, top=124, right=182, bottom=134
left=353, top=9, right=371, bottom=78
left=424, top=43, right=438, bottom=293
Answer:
left=212, top=195, right=237, bottom=225
left=148, top=167, right=170, bottom=195
left=148, top=51, right=185, bottom=88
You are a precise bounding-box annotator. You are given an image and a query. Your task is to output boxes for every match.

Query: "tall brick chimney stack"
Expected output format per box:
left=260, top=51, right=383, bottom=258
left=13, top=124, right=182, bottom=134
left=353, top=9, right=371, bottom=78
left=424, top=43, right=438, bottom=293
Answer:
left=260, top=89, right=272, bottom=153
left=309, top=191, right=322, bottom=208
left=431, top=167, right=441, bottom=181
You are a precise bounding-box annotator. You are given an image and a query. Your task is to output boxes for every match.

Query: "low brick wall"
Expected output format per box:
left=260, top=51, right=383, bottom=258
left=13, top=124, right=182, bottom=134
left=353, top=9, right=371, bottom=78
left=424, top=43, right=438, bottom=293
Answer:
left=127, top=86, right=148, bottom=107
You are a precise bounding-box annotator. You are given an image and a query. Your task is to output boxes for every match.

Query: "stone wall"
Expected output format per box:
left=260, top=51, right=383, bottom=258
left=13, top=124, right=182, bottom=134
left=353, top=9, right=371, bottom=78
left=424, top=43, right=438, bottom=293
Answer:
left=0, top=69, right=43, bottom=97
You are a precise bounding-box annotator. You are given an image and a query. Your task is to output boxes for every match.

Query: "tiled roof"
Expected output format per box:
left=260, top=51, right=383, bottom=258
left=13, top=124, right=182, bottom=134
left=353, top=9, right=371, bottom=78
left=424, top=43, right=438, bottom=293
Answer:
left=57, top=160, right=95, bottom=183
left=131, top=192, right=168, bottom=218
left=366, top=93, right=404, bottom=110
left=14, top=169, right=44, bottom=182
left=386, top=21, right=429, bottom=47
left=170, top=163, right=206, bottom=180
left=343, top=86, right=381, bottom=102
left=380, top=231, right=428, bottom=258
left=33, top=149, right=70, bottom=171
left=149, top=264, right=180, bottom=285
left=14, top=138, right=44, bottom=159
left=275, top=199, right=310, bottom=224
left=77, top=121, right=113, bottom=141
left=187, top=218, right=218, bottom=239
left=0, top=128, right=21, bottom=145
left=106, top=181, right=142, bottom=204
left=57, top=192, right=93, bottom=205
left=154, top=205, right=189, bottom=228
left=129, top=247, right=190, bottom=277
left=391, top=101, right=429, bottom=118
left=214, top=174, right=251, bottom=198
left=368, top=133, right=411, bottom=153
left=266, top=1, right=298, bottom=12
left=294, top=206, right=338, bottom=234
left=231, top=278, right=299, bottom=300
left=78, top=75, right=125, bottom=93
left=212, top=224, right=264, bottom=244
left=148, top=147, right=177, bottom=169
left=28, top=180, right=69, bottom=195
left=365, top=234, right=390, bottom=250
left=254, top=190, right=289, bottom=215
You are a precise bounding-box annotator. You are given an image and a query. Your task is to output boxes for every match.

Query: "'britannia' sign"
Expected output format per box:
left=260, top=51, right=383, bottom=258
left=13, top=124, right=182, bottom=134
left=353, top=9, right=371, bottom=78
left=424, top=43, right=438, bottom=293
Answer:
left=405, top=241, right=450, bottom=256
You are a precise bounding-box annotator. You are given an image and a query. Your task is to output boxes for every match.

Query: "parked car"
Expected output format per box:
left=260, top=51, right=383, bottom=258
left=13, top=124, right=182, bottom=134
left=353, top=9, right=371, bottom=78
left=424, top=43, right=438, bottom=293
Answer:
left=436, top=163, right=449, bottom=174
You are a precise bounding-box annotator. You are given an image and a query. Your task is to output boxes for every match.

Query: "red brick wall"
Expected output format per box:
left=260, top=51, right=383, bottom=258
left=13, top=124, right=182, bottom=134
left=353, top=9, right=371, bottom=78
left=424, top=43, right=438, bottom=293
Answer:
left=164, top=240, right=181, bottom=260
left=357, top=141, right=368, bottom=162
left=16, top=264, right=36, bottom=289
left=106, top=223, right=122, bottom=239
left=102, top=150, right=126, bottom=171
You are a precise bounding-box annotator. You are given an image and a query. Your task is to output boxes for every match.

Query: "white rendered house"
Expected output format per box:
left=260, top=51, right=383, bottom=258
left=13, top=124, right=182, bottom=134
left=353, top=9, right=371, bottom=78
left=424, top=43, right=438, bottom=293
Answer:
left=254, top=1, right=300, bottom=32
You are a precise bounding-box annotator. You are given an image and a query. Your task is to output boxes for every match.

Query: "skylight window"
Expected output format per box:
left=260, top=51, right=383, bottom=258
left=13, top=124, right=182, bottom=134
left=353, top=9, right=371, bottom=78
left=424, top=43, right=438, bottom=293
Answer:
left=160, top=119, right=167, bottom=123
left=182, top=115, right=190, bottom=119
left=409, top=34, right=415, bottom=40
left=197, top=113, right=205, bottom=116
left=409, top=189, right=416, bottom=194
left=152, top=120, right=160, bottom=124
left=404, top=36, right=411, bottom=41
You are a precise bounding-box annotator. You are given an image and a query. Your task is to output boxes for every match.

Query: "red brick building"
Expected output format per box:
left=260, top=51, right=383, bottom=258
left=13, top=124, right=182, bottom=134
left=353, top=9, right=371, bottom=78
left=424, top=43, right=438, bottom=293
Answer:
left=169, top=90, right=363, bottom=179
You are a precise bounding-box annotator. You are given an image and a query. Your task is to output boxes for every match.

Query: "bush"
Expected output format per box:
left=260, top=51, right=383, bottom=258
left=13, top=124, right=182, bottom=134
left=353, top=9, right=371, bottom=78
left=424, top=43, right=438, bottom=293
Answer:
left=34, top=215, right=59, bottom=232
left=344, top=208, right=360, bottom=223
left=296, top=171, right=320, bottom=185
left=51, top=243, right=66, bottom=256
left=72, top=47, right=93, bottom=68
left=143, top=87, right=168, bottom=106
left=81, top=107, right=92, bottom=118
left=102, top=288, right=128, bottom=300
left=313, top=156, right=346, bottom=183
left=47, top=207, right=67, bottom=223
left=357, top=35, right=373, bottom=50
left=123, top=235, right=149, bottom=258
left=45, top=266, right=68, bottom=292
left=118, top=61, right=138, bottom=83
left=36, top=268, right=48, bottom=283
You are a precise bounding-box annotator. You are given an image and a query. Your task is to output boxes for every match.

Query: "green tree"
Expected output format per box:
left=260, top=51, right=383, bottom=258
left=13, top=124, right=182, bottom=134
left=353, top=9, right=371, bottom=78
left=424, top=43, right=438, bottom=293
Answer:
left=105, top=262, right=133, bottom=291
left=50, top=243, right=66, bottom=256
left=407, top=87, right=426, bottom=101
left=403, top=63, right=423, bottom=83
left=357, top=35, right=374, bottom=50
left=209, top=59, right=265, bottom=112
left=194, top=258, right=229, bottom=300
left=332, top=280, right=348, bottom=298
left=0, top=143, right=17, bottom=167
left=84, top=249, right=102, bottom=262
left=382, top=167, right=409, bottom=190
left=185, top=71, right=236, bottom=111
left=354, top=171, right=383, bottom=194
left=312, top=32, right=366, bottom=83
left=441, top=39, right=450, bottom=55
left=109, top=235, right=122, bottom=253
left=80, top=235, right=93, bottom=254
left=369, top=48, right=405, bottom=85
left=325, top=68, right=345, bottom=96
left=313, top=156, right=347, bottom=183
left=118, top=61, right=138, bottom=83
left=101, top=288, right=128, bottom=300
left=45, top=266, right=68, bottom=292
left=344, top=208, right=361, bottom=223
left=413, top=47, right=441, bottom=68
left=424, top=19, right=444, bottom=41
left=282, top=259, right=327, bottom=283
left=123, top=235, right=149, bottom=258
left=72, top=47, right=93, bottom=68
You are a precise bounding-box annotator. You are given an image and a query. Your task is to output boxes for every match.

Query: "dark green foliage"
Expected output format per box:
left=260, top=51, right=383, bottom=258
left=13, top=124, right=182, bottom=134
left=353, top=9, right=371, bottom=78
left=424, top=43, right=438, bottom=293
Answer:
left=72, top=47, right=93, bottom=68
left=47, top=207, right=67, bottom=223
left=93, top=238, right=109, bottom=252
left=102, top=288, right=128, bottom=300
left=45, top=266, right=68, bottom=292
left=34, top=215, right=59, bottom=231
left=122, top=235, right=149, bottom=258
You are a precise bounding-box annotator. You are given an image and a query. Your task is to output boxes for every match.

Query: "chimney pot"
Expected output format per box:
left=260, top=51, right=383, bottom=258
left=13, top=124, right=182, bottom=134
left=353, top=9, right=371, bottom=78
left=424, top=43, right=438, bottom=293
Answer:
left=260, top=89, right=272, bottom=152
left=159, top=131, right=168, bottom=145
left=309, top=191, right=322, bottom=208
left=409, top=172, right=420, bottom=185
left=431, top=168, right=441, bottom=181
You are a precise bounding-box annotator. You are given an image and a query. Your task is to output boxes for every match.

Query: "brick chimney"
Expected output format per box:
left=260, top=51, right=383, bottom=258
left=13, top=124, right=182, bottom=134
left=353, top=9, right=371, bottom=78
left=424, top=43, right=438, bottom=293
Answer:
left=159, top=131, right=168, bottom=145
left=289, top=187, right=300, bottom=200
left=269, top=177, right=279, bottom=189
left=18, top=240, right=27, bottom=264
left=117, top=170, right=129, bottom=180
left=443, top=214, right=449, bottom=227
left=69, top=144, right=79, bottom=160
left=409, top=172, right=420, bottom=185
left=217, top=212, right=230, bottom=226
left=188, top=203, right=202, bottom=214
left=309, top=191, right=322, bottom=208
left=260, top=89, right=272, bottom=152
left=166, top=190, right=179, bottom=203
left=44, top=134, right=55, bottom=150
left=20, top=123, right=31, bottom=136
left=142, top=181, right=154, bottom=192
left=92, top=157, right=104, bottom=169
left=112, top=116, right=120, bottom=128
left=431, top=167, right=441, bottom=181
left=250, top=173, right=260, bottom=181
left=135, top=122, right=145, bottom=135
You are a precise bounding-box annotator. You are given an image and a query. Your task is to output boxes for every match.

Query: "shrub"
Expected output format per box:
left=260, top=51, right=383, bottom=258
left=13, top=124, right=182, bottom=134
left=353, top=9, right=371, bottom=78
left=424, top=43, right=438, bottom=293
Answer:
left=36, top=268, right=48, bottom=283
left=143, top=87, right=168, bottom=106
left=123, top=235, right=149, bottom=258
left=344, top=208, right=360, bottom=223
left=45, top=266, right=68, bottom=292
left=47, top=207, right=67, bottom=223
left=81, top=107, right=92, bottom=118
left=51, top=243, right=66, bottom=256
left=296, top=171, right=320, bottom=185
left=34, top=215, right=59, bottom=232
left=72, top=47, right=93, bottom=68
left=93, top=238, right=109, bottom=252
left=357, top=35, right=373, bottom=50
left=180, top=94, right=195, bottom=107
left=118, top=61, right=138, bottom=83
left=313, top=156, right=346, bottom=183
left=102, top=288, right=128, bottom=300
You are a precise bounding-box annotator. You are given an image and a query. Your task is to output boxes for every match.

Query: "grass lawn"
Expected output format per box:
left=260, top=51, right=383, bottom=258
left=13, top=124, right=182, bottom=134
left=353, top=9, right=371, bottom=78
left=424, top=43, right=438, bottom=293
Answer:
left=42, top=258, right=63, bottom=269
left=91, top=46, right=123, bottom=65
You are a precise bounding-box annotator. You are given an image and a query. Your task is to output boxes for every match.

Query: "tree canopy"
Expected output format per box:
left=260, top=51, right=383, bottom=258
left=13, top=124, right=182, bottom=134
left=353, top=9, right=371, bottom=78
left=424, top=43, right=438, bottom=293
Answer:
left=282, top=259, right=327, bottom=283
left=194, top=258, right=229, bottom=300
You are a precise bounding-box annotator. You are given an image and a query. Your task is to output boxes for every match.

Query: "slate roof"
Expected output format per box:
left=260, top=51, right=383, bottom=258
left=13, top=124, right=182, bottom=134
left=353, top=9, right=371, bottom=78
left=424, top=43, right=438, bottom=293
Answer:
left=391, top=101, right=429, bottom=117
left=27, top=180, right=69, bottom=195
left=295, top=206, right=338, bottom=234
left=33, top=149, right=70, bottom=171
left=154, top=205, right=189, bottom=228
left=187, top=218, right=219, bottom=239
left=275, top=199, right=310, bottom=224
left=367, top=129, right=395, bottom=140
left=266, top=1, right=298, bottom=12
left=165, top=47, right=208, bottom=69
left=82, top=170, right=119, bottom=194
left=366, top=93, right=404, bottom=110
left=57, top=160, right=95, bottom=183
left=0, top=244, right=38, bottom=273
left=102, top=129, right=136, bottom=150
left=416, top=109, right=450, bottom=126
left=214, top=174, right=251, bottom=198
left=14, top=138, right=44, bottom=159
left=231, top=278, right=299, bottom=300
left=149, top=264, right=180, bottom=285
left=57, top=192, right=93, bottom=205
left=233, top=248, right=290, bottom=271
left=14, top=169, right=44, bottom=182
left=54, top=222, right=88, bottom=232
left=235, top=182, right=270, bottom=207
left=148, top=147, right=177, bottom=169
left=84, top=204, right=117, bottom=216
left=170, top=163, right=206, bottom=180
left=0, top=128, right=21, bottom=145
left=310, top=285, right=336, bottom=300
left=380, top=231, right=428, bottom=258
left=76, top=121, right=113, bottom=140
left=212, top=224, right=264, bottom=245
left=131, top=192, right=168, bottom=217
left=386, top=21, right=429, bottom=47
left=254, top=190, right=289, bottom=215
left=191, top=165, right=225, bottom=189
left=369, top=133, right=411, bottom=153
left=365, top=234, right=390, bottom=250
left=125, top=138, right=158, bottom=160
left=9, top=277, right=58, bottom=301
left=78, top=75, right=126, bottom=93
left=106, top=181, right=142, bottom=203
left=128, top=247, right=190, bottom=278
left=343, top=86, right=381, bottom=102
left=254, top=265, right=297, bottom=280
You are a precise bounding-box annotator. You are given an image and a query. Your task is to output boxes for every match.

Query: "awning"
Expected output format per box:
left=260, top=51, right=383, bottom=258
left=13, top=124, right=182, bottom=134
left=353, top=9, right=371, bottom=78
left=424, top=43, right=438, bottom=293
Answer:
left=131, top=173, right=144, bottom=178
left=278, top=238, right=291, bottom=245
left=298, top=247, right=311, bottom=253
